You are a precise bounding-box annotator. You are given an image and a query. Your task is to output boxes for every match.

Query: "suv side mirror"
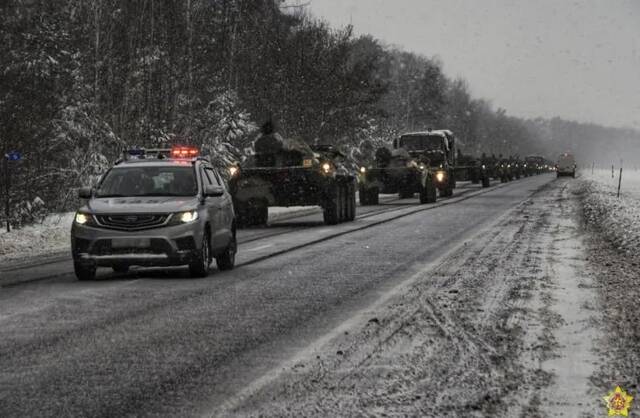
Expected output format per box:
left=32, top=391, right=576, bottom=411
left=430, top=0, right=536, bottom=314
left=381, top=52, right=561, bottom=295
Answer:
left=204, top=184, right=224, bottom=197
left=78, top=187, right=92, bottom=199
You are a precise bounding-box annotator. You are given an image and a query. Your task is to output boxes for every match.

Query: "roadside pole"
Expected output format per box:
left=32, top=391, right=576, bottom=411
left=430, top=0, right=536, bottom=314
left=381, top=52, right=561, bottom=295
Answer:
left=3, top=154, right=9, bottom=232
left=591, top=161, right=594, bottom=175
left=612, top=164, right=614, bottom=178
left=617, top=167, right=623, bottom=198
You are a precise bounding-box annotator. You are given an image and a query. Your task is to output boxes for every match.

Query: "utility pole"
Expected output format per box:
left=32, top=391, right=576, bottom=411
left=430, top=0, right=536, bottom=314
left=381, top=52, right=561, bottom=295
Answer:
left=591, top=161, right=594, bottom=175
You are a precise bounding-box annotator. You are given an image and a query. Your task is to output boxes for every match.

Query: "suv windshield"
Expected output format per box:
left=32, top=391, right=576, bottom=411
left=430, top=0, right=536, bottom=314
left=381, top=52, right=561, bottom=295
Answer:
left=399, top=135, right=443, bottom=151
left=96, top=166, right=197, bottom=197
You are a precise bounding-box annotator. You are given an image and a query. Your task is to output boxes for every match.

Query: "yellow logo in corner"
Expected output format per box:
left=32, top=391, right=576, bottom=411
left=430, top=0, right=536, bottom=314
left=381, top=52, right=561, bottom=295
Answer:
left=603, top=386, right=633, bottom=416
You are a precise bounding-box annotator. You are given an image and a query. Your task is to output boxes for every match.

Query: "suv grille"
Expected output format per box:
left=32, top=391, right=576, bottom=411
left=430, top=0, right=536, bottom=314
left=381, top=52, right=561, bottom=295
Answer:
left=95, top=214, right=170, bottom=231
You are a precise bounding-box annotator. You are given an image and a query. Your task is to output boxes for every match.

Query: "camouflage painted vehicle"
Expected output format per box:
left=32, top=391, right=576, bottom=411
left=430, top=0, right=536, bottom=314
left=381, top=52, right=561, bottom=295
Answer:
left=358, top=129, right=489, bottom=206
left=228, top=130, right=356, bottom=227
left=524, top=155, right=546, bottom=176
left=497, top=158, right=513, bottom=182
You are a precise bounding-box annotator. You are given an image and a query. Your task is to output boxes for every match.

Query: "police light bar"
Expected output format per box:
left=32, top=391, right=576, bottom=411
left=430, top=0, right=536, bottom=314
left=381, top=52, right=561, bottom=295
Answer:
left=171, top=146, right=199, bottom=159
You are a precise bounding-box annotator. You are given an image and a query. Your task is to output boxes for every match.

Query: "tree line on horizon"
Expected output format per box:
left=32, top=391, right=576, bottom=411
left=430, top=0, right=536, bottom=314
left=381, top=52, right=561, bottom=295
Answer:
left=1, top=0, right=638, bottom=226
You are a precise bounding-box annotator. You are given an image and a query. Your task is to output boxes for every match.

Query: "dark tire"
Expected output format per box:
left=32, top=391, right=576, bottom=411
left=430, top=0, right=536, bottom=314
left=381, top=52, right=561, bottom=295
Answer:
left=216, top=231, right=236, bottom=271
left=189, top=231, right=211, bottom=278
left=323, top=184, right=340, bottom=225
left=572, top=171, right=576, bottom=178
left=74, top=261, right=96, bottom=281
left=370, top=187, right=379, bottom=205
left=239, top=201, right=268, bottom=227
left=359, top=184, right=370, bottom=206
left=420, top=181, right=437, bottom=204
left=398, top=182, right=413, bottom=199
left=339, top=184, right=348, bottom=222
left=112, top=264, right=129, bottom=274
left=346, top=183, right=356, bottom=221
left=482, top=176, right=491, bottom=188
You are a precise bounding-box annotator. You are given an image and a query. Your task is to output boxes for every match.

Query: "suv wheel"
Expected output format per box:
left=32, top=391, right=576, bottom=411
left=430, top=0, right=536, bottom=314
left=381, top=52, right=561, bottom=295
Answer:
left=189, top=231, right=211, bottom=278
left=74, top=261, right=96, bottom=281
left=216, top=232, right=237, bottom=271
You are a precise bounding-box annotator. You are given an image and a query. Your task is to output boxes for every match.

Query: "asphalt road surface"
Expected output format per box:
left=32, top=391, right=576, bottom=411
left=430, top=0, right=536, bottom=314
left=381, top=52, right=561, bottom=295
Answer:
left=0, top=174, right=555, bottom=417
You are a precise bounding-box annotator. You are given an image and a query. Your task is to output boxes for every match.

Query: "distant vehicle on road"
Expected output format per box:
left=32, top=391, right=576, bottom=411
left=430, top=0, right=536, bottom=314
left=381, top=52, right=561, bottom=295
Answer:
left=71, top=147, right=237, bottom=280
left=228, top=125, right=356, bottom=226
left=556, top=152, right=576, bottom=178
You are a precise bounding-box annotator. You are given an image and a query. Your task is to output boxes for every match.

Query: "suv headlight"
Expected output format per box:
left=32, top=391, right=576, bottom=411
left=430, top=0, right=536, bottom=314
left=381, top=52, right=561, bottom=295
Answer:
left=75, top=212, right=95, bottom=226
left=169, top=210, right=199, bottom=225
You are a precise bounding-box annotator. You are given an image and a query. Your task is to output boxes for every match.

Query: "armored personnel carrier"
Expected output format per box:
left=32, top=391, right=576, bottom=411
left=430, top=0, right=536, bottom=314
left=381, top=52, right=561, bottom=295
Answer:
left=228, top=128, right=356, bottom=227
left=358, top=130, right=489, bottom=205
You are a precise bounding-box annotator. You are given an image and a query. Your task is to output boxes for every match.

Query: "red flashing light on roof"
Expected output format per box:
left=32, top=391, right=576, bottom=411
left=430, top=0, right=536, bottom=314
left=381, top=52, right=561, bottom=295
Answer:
left=171, top=146, right=199, bottom=159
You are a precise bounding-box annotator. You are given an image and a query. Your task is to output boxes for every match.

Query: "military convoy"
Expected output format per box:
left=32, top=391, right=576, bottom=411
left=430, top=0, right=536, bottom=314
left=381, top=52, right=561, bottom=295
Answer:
left=357, top=130, right=490, bottom=205
left=228, top=126, right=356, bottom=227
left=227, top=125, right=554, bottom=228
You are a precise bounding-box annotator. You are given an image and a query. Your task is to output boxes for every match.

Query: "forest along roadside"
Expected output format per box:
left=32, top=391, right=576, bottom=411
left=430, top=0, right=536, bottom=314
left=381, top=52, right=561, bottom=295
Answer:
left=219, top=178, right=604, bottom=417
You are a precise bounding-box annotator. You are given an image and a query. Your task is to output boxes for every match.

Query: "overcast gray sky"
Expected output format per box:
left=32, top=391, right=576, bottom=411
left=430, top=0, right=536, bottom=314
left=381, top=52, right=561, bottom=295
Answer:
left=307, top=0, right=640, bottom=129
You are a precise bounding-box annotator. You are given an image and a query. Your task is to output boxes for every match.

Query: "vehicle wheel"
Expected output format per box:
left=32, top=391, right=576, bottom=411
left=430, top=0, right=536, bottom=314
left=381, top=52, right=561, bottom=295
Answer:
left=323, top=184, right=340, bottom=225
left=112, top=264, right=129, bottom=274
left=74, top=261, right=96, bottom=281
left=420, top=181, right=437, bottom=204
left=482, top=176, right=491, bottom=188
left=370, top=187, right=379, bottom=205
left=216, top=231, right=236, bottom=271
left=347, top=183, right=356, bottom=221
left=241, top=200, right=268, bottom=227
left=189, top=231, right=211, bottom=278
left=359, top=184, right=370, bottom=206
left=340, top=184, right=348, bottom=222
left=572, top=171, right=576, bottom=178
left=398, top=184, right=413, bottom=199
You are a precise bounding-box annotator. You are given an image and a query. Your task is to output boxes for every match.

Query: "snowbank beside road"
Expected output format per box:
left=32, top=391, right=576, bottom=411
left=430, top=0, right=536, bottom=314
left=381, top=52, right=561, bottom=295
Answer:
left=0, top=206, right=325, bottom=265
left=581, top=169, right=640, bottom=257
left=0, top=212, right=74, bottom=264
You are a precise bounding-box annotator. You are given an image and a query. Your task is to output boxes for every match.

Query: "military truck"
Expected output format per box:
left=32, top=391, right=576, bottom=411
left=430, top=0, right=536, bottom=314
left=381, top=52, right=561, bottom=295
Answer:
left=228, top=128, right=356, bottom=227
left=524, top=155, right=545, bottom=176
left=358, top=129, right=489, bottom=206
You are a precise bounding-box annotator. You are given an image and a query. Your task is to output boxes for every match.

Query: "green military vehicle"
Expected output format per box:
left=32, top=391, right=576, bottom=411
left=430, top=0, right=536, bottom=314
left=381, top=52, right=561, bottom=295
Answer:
left=228, top=129, right=356, bottom=227
left=358, top=129, right=489, bottom=206
left=524, top=155, right=545, bottom=176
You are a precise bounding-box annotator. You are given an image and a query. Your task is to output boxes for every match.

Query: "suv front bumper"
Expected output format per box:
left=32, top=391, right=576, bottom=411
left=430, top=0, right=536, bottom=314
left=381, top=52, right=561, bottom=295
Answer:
left=71, top=221, right=205, bottom=268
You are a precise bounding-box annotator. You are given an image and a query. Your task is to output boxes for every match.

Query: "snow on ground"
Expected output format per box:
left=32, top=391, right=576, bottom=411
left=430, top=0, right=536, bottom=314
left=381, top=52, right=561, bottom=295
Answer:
left=0, top=212, right=74, bottom=264
left=221, top=180, right=604, bottom=417
left=581, top=168, right=640, bottom=258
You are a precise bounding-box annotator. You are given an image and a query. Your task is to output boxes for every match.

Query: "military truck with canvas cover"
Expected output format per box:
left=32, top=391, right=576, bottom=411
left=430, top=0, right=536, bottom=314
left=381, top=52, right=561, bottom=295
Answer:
left=228, top=130, right=356, bottom=227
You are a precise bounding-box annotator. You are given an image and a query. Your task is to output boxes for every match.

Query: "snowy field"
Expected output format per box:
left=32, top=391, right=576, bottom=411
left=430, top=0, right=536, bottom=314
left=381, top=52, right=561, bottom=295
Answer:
left=581, top=168, right=640, bottom=257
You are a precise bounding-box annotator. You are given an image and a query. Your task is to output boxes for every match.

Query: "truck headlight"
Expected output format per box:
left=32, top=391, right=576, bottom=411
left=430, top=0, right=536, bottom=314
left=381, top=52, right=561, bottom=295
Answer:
left=360, top=166, right=367, bottom=174
left=321, top=162, right=332, bottom=174
left=435, top=171, right=446, bottom=182
left=229, top=166, right=240, bottom=177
